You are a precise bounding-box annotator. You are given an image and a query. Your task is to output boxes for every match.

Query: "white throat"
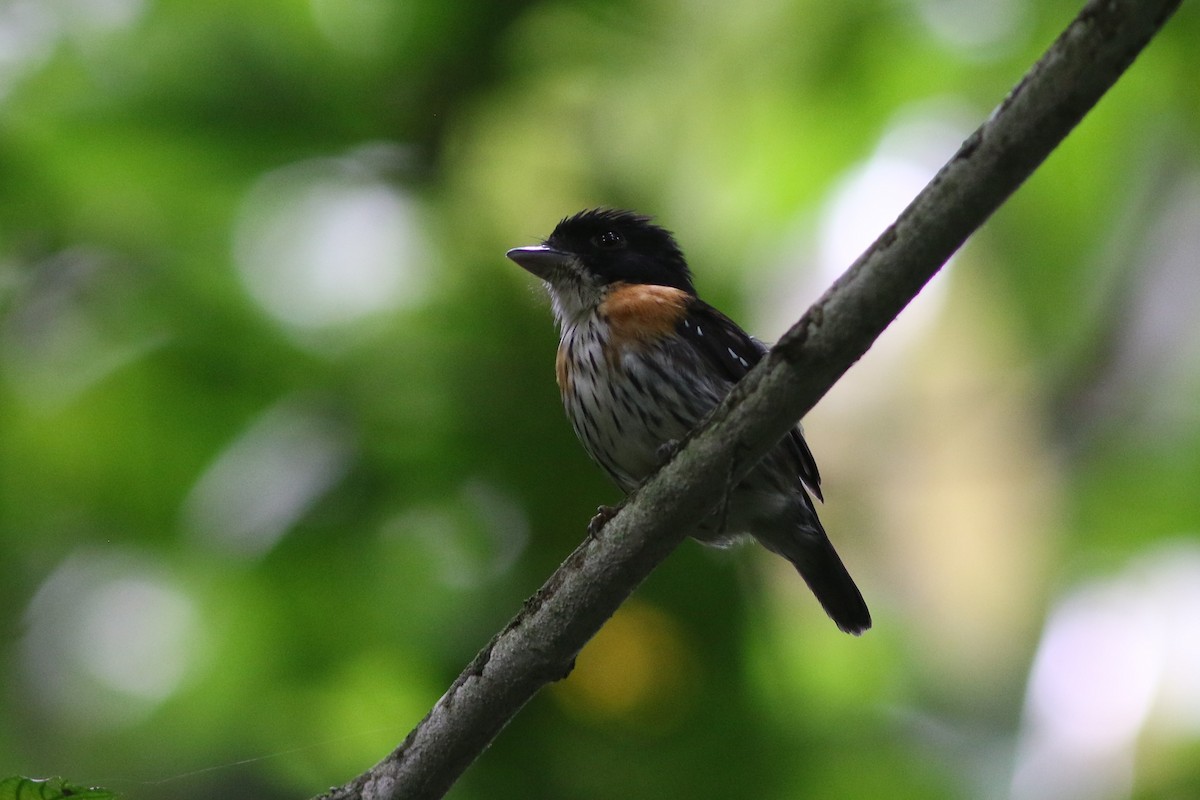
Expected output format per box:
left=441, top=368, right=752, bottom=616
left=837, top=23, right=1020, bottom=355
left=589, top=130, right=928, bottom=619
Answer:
left=543, top=271, right=606, bottom=332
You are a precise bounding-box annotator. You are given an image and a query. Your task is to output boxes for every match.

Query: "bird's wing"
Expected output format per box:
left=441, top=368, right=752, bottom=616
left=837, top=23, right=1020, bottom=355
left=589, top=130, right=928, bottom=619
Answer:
left=677, top=298, right=823, bottom=501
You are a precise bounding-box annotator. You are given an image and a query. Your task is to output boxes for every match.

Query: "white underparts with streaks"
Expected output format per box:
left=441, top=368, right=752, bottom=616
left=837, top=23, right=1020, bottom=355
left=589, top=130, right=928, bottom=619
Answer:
left=557, top=310, right=724, bottom=494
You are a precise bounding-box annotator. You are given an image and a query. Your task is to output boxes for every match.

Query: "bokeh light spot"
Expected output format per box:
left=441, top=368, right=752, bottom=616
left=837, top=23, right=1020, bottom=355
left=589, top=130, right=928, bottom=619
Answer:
left=1011, top=542, right=1200, bottom=800
left=185, top=398, right=354, bottom=558
left=553, top=601, right=693, bottom=728
left=21, top=549, right=202, bottom=728
left=234, top=152, right=428, bottom=332
left=80, top=576, right=198, bottom=701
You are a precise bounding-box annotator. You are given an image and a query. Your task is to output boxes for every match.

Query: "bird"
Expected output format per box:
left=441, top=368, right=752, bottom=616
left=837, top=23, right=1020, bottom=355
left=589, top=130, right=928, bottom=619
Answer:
left=506, top=208, right=870, bottom=634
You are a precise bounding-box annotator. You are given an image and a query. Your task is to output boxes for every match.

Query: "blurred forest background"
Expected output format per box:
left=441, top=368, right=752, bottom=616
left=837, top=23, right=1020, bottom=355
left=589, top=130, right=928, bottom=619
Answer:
left=2, top=1, right=1199, bottom=799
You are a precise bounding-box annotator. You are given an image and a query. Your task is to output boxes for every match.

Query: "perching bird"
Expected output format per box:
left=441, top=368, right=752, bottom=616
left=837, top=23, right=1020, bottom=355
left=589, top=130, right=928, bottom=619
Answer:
left=507, top=209, right=870, bottom=634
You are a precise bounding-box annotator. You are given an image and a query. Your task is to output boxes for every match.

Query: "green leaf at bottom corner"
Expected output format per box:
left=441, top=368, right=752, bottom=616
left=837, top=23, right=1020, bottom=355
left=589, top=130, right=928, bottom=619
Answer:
left=0, top=777, right=117, bottom=800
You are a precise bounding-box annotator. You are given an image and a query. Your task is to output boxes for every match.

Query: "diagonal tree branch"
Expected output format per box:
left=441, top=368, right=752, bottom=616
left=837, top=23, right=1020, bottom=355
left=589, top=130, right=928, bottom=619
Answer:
left=317, top=1, right=1182, bottom=797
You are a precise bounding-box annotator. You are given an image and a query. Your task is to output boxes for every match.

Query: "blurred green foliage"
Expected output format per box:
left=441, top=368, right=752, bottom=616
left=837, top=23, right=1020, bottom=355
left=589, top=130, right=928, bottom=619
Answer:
left=0, top=776, right=115, bottom=800
left=1, top=1, right=1198, bottom=799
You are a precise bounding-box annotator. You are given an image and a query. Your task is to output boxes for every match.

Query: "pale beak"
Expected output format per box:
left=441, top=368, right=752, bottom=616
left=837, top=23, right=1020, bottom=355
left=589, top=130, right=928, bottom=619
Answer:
left=506, top=245, right=572, bottom=281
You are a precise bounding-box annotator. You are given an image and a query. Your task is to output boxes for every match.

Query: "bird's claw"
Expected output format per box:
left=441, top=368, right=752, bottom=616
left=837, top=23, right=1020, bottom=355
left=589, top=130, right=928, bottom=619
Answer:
left=656, top=438, right=680, bottom=463
left=587, top=504, right=619, bottom=538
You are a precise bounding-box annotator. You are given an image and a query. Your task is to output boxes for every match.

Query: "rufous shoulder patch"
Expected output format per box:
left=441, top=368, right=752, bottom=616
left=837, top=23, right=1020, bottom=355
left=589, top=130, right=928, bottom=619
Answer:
left=599, top=283, right=690, bottom=354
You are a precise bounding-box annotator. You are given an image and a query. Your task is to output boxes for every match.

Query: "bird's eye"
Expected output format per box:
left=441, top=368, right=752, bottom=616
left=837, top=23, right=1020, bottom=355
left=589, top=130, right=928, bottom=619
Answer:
left=593, top=230, right=624, bottom=249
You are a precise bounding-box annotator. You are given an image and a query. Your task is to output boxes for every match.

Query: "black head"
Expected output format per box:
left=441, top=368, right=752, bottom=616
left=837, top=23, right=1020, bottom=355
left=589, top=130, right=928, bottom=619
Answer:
left=540, top=209, right=695, bottom=294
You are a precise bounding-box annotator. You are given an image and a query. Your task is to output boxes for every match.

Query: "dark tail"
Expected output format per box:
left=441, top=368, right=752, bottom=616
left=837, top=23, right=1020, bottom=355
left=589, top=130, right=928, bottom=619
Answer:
left=795, top=537, right=871, bottom=634
left=765, top=531, right=871, bottom=635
